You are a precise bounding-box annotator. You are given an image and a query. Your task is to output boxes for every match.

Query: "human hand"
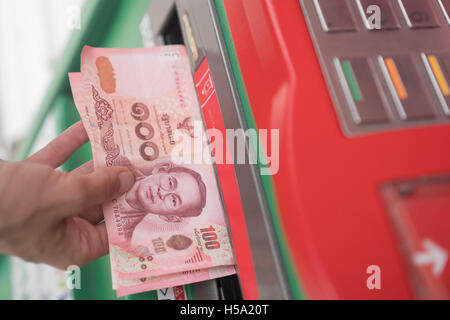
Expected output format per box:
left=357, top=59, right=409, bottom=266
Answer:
left=115, top=155, right=144, bottom=179
left=0, top=121, right=135, bottom=269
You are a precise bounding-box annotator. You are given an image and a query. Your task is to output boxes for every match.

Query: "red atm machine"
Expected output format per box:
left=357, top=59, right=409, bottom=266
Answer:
left=144, top=0, right=450, bottom=299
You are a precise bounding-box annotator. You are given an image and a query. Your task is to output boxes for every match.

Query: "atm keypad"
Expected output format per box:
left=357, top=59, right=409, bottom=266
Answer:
left=314, top=0, right=356, bottom=32
left=301, top=0, right=450, bottom=136
left=357, top=0, right=399, bottom=31
left=379, top=54, right=435, bottom=120
left=398, top=0, right=440, bottom=29
left=423, top=52, right=450, bottom=115
left=335, top=57, right=389, bottom=124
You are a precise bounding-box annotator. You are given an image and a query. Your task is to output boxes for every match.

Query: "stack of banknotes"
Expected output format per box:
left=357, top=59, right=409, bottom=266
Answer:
left=68, top=45, right=235, bottom=297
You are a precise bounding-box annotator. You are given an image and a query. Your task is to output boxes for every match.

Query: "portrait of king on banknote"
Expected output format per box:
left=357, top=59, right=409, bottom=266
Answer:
left=115, top=155, right=207, bottom=246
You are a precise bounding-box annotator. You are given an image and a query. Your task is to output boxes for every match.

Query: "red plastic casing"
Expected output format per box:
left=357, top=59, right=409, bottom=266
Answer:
left=223, top=0, right=450, bottom=299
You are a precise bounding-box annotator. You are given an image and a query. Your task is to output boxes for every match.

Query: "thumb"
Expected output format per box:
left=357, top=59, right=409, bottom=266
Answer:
left=55, top=166, right=135, bottom=216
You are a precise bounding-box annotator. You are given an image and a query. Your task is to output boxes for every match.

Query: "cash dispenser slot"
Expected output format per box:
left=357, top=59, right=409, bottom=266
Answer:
left=161, top=9, right=184, bottom=46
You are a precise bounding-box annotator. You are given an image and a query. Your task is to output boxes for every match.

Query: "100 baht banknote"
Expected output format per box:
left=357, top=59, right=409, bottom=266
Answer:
left=69, top=45, right=235, bottom=295
left=71, top=73, right=236, bottom=294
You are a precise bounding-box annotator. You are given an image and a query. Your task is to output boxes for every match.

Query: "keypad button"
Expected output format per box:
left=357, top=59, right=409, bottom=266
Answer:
left=379, top=54, right=435, bottom=120
left=357, top=0, right=399, bottom=30
left=399, top=0, right=440, bottom=29
left=438, top=0, right=450, bottom=25
left=314, top=0, right=356, bottom=32
left=422, top=52, right=450, bottom=116
left=335, top=57, right=389, bottom=124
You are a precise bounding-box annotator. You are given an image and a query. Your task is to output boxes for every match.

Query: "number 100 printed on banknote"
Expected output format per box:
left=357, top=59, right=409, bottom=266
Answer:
left=69, top=45, right=235, bottom=296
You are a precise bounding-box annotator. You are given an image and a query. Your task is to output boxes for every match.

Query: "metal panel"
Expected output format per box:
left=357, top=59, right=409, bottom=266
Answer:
left=191, top=279, right=220, bottom=300
left=146, top=0, right=175, bottom=36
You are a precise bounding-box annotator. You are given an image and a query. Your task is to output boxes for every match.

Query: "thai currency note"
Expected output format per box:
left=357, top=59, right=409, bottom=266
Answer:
left=116, top=265, right=236, bottom=297
left=69, top=45, right=235, bottom=295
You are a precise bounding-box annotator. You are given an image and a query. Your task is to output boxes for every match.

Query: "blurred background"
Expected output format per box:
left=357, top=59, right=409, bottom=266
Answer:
left=0, top=0, right=85, bottom=300
left=0, top=0, right=85, bottom=159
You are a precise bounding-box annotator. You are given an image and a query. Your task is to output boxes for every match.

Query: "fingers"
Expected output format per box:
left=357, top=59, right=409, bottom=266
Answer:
left=74, top=220, right=109, bottom=267
left=52, top=218, right=109, bottom=269
left=96, top=223, right=108, bottom=254
left=78, top=205, right=104, bottom=224
left=71, top=160, right=94, bottom=175
left=72, top=161, right=107, bottom=223
left=55, top=166, right=135, bottom=217
left=26, top=121, right=88, bottom=168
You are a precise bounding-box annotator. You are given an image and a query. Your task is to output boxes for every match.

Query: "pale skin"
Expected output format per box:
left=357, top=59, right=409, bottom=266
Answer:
left=0, top=121, right=135, bottom=270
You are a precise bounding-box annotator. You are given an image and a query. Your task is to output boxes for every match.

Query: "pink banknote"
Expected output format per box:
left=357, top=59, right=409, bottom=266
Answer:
left=116, top=265, right=236, bottom=297
left=69, top=45, right=235, bottom=295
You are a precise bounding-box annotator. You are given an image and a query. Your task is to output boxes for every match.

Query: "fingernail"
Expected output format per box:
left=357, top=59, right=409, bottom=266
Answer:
left=118, top=170, right=135, bottom=194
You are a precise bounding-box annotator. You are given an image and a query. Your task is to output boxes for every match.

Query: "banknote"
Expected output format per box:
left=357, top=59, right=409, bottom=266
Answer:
left=69, top=45, right=235, bottom=293
left=116, top=265, right=235, bottom=297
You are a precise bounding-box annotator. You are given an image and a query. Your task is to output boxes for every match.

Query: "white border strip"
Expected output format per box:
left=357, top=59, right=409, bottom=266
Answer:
left=313, top=0, right=330, bottom=32
left=397, top=0, right=412, bottom=28
left=334, top=57, right=362, bottom=124
left=438, top=0, right=450, bottom=25
left=421, top=53, right=450, bottom=115
left=356, top=0, right=372, bottom=30
left=377, top=55, right=408, bottom=120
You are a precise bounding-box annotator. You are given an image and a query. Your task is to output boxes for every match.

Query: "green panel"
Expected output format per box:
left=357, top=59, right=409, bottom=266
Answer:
left=57, top=95, right=92, bottom=172
left=185, top=284, right=195, bottom=300
left=214, top=0, right=305, bottom=299
left=102, top=0, right=151, bottom=48
left=126, top=290, right=158, bottom=300
left=73, top=256, right=118, bottom=300
left=125, top=289, right=158, bottom=300
left=0, top=255, right=12, bottom=299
